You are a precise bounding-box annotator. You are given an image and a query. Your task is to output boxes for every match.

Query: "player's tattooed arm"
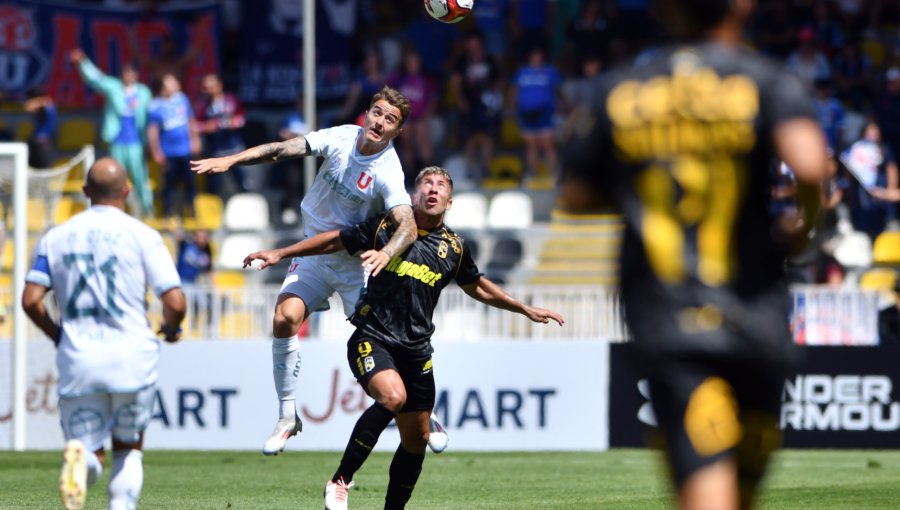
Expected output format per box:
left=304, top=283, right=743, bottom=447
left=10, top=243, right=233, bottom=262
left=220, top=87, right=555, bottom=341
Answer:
left=359, top=204, right=416, bottom=276
left=235, top=136, right=309, bottom=165
left=191, top=136, right=309, bottom=174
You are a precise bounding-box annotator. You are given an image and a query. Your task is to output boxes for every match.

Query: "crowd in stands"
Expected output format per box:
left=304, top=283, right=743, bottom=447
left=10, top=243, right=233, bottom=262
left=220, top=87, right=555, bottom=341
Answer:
left=9, top=0, right=900, bottom=293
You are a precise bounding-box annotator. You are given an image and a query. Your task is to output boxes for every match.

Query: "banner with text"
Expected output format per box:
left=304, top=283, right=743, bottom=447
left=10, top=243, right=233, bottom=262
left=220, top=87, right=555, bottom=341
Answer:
left=1, top=340, right=609, bottom=451
left=0, top=1, right=221, bottom=105
left=608, top=343, right=900, bottom=448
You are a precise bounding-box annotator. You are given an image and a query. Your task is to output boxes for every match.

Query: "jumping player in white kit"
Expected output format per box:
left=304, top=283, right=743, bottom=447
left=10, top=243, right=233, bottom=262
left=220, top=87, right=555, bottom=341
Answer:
left=190, top=85, right=448, bottom=455
left=22, top=157, right=186, bottom=510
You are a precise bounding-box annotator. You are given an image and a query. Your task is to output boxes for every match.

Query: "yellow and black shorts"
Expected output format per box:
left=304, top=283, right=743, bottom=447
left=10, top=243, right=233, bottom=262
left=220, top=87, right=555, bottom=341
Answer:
left=346, top=331, right=435, bottom=413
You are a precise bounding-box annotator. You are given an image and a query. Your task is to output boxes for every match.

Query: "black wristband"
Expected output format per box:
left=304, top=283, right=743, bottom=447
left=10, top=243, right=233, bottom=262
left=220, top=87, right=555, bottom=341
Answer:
left=160, top=323, right=182, bottom=337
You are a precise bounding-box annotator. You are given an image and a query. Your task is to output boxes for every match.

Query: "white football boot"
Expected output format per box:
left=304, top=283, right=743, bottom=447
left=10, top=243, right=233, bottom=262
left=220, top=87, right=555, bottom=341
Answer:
left=262, top=412, right=303, bottom=456
left=59, top=439, right=88, bottom=510
left=427, top=412, right=449, bottom=454
left=324, top=477, right=355, bottom=510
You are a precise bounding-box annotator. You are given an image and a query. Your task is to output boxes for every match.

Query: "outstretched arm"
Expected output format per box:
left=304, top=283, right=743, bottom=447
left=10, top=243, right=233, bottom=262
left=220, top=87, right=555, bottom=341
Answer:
left=244, top=230, right=344, bottom=270
left=359, top=204, right=416, bottom=276
left=461, top=277, right=565, bottom=326
left=191, top=135, right=309, bottom=174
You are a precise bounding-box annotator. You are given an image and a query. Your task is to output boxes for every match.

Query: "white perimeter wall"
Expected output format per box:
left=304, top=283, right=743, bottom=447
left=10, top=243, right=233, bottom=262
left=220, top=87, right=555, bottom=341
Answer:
left=0, top=340, right=609, bottom=452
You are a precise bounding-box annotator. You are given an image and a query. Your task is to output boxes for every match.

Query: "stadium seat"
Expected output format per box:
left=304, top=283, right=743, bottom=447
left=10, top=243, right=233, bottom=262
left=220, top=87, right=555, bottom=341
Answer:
left=53, top=196, right=86, bottom=225
left=444, top=192, right=487, bottom=230
left=213, top=270, right=247, bottom=288
left=15, top=120, right=32, bottom=141
left=223, top=193, right=270, bottom=231
left=833, top=230, right=872, bottom=269
left=441, top=154, right=469, bottom=186
left=26, top=198, right=49, bottom=232
left=499, top=116, right=523, bottom=148
left=241, top=119, right=271, bottom=149
left=192, top=193, right=224, bottom=231
left=217, top=232, right=264, bottom=270
left=487, top=190, right=533, bottom=229
left=859, top=267, right=899, bottom=291
left=57, top=118, right=97, bottom=151
left=873, top=231, right=900, bottom=266
left=488, top=154, right=524, bottom=180
left=487, top=237, right=523, bottom=272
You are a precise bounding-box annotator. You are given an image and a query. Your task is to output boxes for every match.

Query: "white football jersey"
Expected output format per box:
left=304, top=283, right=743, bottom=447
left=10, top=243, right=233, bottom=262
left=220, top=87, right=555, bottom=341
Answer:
left=302, top=125, right=411, bottom=269
left=26, top=206, right=181, bottom=397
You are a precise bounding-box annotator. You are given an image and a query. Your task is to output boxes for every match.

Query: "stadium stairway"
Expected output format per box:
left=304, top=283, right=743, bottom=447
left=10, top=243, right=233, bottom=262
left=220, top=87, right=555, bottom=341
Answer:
left=526, top=209, right=623, bottom=286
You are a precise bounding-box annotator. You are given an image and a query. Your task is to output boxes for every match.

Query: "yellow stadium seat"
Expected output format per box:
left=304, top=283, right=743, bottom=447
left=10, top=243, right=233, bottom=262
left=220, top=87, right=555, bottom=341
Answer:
left=859, top=267, right=899, bottom=291
left=57, top=118, right=97, bottom=151
left=1, top=242, right=11, bottom=272
left=500, top=116, right=523, bottom=148
left=213, top=270, right=246, bottom=289
left=873, top=231, right=900, bottom=266
left=193, top=193, right=224, bottom=231
left=861, top=38, right=885, bottom=68
left=15, top=120, right=32, bottom=141
left=53, top=197, right=86, bottom=225
left=488, top=154, right=523, bottom=180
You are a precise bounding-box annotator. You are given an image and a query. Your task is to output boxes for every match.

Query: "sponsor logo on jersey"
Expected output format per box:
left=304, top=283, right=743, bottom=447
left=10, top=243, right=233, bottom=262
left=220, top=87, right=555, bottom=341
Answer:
left=438, top=241, right=448, bottom=259
left=384, top=256, right=443, bottom=286
left=322, top=170, right=365, bottom=204
left=364, top=356, right=375, bottom=373
left=421, top=359, right=433, bottom=374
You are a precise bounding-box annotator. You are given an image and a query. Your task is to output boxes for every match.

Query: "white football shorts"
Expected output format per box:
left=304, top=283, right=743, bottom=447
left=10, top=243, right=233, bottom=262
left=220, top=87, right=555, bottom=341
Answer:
left=58, top=386, right=156, bottom=451
left=278, top=255, right=365, bottom=317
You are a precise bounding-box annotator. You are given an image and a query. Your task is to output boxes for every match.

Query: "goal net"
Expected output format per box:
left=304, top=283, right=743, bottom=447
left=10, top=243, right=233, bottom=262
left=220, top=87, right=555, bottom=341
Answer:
left=0, top=143, right=94, bottom=451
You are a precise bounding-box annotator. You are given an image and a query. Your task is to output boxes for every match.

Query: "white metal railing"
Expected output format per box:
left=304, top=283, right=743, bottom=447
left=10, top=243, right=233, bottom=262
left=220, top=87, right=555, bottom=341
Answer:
left=0, top=284, right=882, bottom=344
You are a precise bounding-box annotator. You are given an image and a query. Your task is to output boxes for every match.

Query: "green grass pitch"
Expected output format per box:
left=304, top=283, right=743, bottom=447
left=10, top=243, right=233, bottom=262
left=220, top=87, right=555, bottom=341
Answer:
left=2, top=449, right=899, bottom=509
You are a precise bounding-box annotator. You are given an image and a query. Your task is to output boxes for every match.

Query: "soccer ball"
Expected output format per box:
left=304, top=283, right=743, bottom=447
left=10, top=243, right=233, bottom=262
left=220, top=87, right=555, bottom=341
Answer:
left=424, top=0, right=473, bottom=24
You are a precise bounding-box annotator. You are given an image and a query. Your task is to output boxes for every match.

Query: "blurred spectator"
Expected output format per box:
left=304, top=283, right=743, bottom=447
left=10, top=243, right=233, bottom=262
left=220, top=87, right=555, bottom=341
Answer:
left=71, top=49, right=154, bottom=217
left=561, top=54, right=603, bottom=140
left=811, top=0, right=845, bottom=59
left=510, top=0, right=554, bottom=59
left=389, top=45, right=438, bottom=186
left=195, top=73, right=249, bottom=197
left=510, top=45, right=561, bottom=179
left=333, top=49, right=387, bottom=127
left=813, top=78, right=845, bottom=153
left=878, top=282, right=900, bottom=344
left=23, top=89, right=57, bottom=169
left=139, top=33, right=204, bottom=90
left=176, top=228, right=213, bottom=285
left=876, top=67, right=900, bottom=158
left=770, top=160, right=798, bottom=217
left=276, top=94, right=309, bottom=225
left=567, top=0, right=610, bottom=73
left=404, top=8, right=458, bottom=78
left=148, top=73, right=201, bottom=220
left=785, top=26, right=832, bottom=89
left=450, top=31, right=503, bottom=180
left=832, top=38, right=874, bottom=110
left=754, top=0, right=797, bottom=59
left=840, top=120, right=899, bottom=238
left=472, top=0, right=511, bottom=59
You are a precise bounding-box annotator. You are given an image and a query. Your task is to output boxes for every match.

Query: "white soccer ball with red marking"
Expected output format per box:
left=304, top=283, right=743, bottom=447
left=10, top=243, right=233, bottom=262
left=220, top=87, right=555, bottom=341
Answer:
left=424, top=0, right=473, bottom=24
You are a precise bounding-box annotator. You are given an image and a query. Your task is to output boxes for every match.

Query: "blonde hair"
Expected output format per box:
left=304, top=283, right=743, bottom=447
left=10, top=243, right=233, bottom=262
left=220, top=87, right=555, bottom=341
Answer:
left=414, top=166, right=454, bottom=192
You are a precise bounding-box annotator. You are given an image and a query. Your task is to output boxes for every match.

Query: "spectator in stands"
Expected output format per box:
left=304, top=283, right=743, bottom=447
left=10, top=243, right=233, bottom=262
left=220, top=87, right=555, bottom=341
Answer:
left=472, top=0, right=511, bottom=60
left=23, top=88, right=57, bottom=169
left=832, top=38, right=874, bottom=110
left=813, top=78, right=845, bottom=153
left=510, top=0, right=555, bottom=59
left=510, top=45, right=561, bottom=179
left=561, top=53, right=603, bottom=140
left=148, top=73, right=201, bottom=221
left=450, top=31, right=503, bottom=180
left=842, top=120, right=899, bottom=238
left=878, top=280, right=900, bottom=344
left=785, top=26, right=832, bottom=90
left=753, top=0, right=797, bottom=59
left=389, top=45, right=438, bottom=187
left=811, top=0, right=845, bottom=60
left=71, top=49, right=154, bottom=217
left=276, top=94, right=309, bottom=225
left=333, top=49, right=388, bottom=127
left=876, top=67, right=900, bottom=160
left=567, top=0, right=610, bottom=73
left=195, top=73, right=249, bottom=197
left=176, top=228, right=212, bottom=285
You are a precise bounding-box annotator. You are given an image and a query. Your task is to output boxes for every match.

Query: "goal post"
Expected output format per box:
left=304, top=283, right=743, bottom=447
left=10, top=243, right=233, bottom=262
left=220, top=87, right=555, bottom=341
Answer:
left=0, top=143, right=94, bottom=451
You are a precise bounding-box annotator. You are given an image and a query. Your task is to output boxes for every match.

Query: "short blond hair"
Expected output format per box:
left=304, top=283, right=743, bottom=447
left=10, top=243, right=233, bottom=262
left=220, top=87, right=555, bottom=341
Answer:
left=414, top=166, right=454, bottom=192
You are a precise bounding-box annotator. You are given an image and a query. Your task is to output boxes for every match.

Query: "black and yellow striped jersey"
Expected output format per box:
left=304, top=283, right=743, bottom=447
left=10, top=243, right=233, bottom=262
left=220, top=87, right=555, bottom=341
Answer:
left=563, top=43, right=817, bottom=354
left=339, top=215, right=482, bottom=355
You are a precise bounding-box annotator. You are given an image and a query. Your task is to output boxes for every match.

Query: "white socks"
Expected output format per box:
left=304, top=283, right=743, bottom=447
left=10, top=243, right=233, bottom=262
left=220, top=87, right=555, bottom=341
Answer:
left=108, top=449, right=143, bottom=510
left=85, top=450, right=103, bottom=486
left=272, top=335, right=301, bottom=419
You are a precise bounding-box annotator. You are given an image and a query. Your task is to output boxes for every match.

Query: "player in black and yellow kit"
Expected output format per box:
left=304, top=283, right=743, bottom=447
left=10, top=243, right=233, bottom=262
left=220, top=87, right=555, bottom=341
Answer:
left=560, top=1, right=831, bottom=509
left=244, top=167, right=563, bottom=510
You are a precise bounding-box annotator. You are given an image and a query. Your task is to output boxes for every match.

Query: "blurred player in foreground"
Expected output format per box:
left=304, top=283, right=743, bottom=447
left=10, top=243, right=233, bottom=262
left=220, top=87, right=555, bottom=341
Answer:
left=560, top=1, right=831, bottom=509
left=244, top=167, right=564, bottom=509
left=190, top=86, right=458, bottom=456
left=22, top=158, right=186, bottom=510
